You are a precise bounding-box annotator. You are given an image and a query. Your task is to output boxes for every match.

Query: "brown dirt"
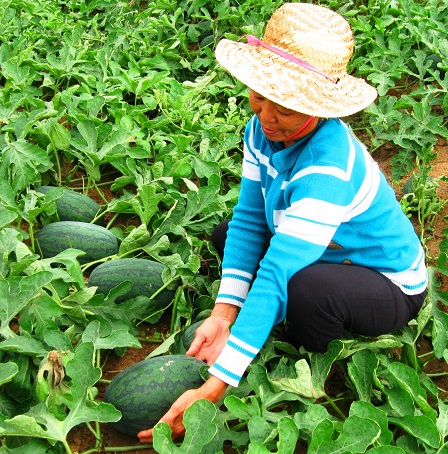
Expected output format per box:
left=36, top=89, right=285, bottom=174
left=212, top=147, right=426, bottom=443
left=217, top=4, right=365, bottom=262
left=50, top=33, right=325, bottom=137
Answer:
left=66, top=140, right=448, bottom=454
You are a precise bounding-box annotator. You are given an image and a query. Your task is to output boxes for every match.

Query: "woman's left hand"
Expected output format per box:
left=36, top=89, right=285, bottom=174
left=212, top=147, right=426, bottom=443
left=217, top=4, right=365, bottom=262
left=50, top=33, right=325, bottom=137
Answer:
left=137, top=375, right=228, bottom=443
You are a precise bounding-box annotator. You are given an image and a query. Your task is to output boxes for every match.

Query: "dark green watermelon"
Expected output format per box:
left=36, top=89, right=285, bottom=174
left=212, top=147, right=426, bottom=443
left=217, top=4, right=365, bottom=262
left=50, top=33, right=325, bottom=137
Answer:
left=36, top=186, right=103, bottom=224
left=182, top=319, right=205, bottom=351
left=103, top=355, right=206, bottom=437
left=87, top=258, right=175, bottom=304
left=424, top=53, right=446, bottom=78
left=36, top=221, right=119, bottom=264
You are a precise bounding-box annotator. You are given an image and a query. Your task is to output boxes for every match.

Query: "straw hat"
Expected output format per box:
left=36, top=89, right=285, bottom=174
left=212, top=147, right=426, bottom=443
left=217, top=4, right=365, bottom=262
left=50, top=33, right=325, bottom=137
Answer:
left=215, top=3, right=377, bottom=118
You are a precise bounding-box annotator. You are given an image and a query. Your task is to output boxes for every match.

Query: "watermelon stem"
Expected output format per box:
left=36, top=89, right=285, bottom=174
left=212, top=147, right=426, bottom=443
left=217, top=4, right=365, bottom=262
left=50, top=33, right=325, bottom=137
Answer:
left=102, top=445, right=153, bottom=452
left=85, top=421, right=102, bottom=446
left=62, top=439, right=73, bottom=454
left=323, top=394, right=347, bottom=420
left=98, top=378, right=112, bottom=384
left=79, top=442, right=155, bottom=452
left=51, top=143, right=63, bottom=185
left=105, top=212, right=120, bottom=230
left=170, top=285, right=184, bottom=334
left=80, top=253, right=119, bottom=272
left=135, top=276, right=180, bottom=326
left=67, top=172, right=117, bottom=186
left=136, top=300, right=173, bottom=326
left=136, top=336, right=164, bottom=343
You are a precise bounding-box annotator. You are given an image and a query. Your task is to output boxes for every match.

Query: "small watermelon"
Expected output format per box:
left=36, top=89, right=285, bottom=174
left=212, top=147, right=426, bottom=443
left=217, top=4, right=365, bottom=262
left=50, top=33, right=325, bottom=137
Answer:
left=182, top=319, right=205, bottom=351
left=36, top=186, right=103, bottom=224
left=87, top=258, right=175, bottom=304
left=104, top=355, right=206, bottom=437
left=36, top=221, right=119, bottom=264
left=424, top=53, right=446, bottom=78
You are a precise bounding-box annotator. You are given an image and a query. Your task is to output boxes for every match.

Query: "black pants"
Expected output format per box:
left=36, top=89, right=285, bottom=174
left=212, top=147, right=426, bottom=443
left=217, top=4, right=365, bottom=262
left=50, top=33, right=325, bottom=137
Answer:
left=212, top=220, right=426, bottom=353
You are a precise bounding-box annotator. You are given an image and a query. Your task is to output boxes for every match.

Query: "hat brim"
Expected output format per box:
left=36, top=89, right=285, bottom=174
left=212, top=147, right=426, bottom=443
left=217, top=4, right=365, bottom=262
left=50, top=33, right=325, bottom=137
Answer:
left=215, top=39, right=377, bottom=118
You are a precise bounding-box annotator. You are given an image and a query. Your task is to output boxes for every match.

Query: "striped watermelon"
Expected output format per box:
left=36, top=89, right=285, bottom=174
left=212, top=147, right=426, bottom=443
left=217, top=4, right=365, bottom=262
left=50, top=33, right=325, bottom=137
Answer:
left=104, top=355, right=206, bottom=437
left=36, top=221, right=119, bottom=264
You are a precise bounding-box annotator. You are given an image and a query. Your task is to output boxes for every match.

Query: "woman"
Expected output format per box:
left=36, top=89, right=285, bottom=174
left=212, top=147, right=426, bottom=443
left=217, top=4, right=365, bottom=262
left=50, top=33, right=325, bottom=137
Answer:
left=138, top=2, right=427, bottom=442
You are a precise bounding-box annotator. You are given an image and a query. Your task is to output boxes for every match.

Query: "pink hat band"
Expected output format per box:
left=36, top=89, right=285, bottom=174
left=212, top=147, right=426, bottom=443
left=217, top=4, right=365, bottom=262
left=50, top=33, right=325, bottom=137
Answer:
left=246, top=35, right=337, bottom=84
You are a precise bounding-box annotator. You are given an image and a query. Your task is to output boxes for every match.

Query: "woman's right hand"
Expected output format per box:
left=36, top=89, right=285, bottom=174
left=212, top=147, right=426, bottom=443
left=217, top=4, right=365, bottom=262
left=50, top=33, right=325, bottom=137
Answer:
left=186, top=303, right=238, bottom=365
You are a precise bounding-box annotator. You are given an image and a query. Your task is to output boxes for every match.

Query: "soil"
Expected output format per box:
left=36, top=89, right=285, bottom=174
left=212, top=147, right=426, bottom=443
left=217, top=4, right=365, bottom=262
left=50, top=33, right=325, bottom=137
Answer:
left=66, top=139, right=448, bottom=454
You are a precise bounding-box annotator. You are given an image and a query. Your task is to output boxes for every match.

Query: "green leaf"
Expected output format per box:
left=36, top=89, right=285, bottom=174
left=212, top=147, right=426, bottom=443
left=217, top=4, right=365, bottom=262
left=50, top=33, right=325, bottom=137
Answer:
left=250, top=364, right=309, bottom=413
left=387, top=362, right=437, bottom=420
left=247, top=416, right=298, bottom=454
left=118, top=227, right=152, bottom=256
left=247, top=415, right=277, bottom=450
left=308, top=415, right=381, bottom=454
left=308, top=340, right=344, bottom=391
left=293, top=404, right=336, bottom=443
left=41, top=118, right=71, bottom=150
left=153, top=399, right=217, bottom=453
left=347, top=349, right=378, bottom=402
left=388, top=415, right=441, bottom=449
left=367, top=447, right=406, bottom=453
left=0, top=272, right=54, bottom=339
left=0, top=342, right=120, bottom=442
left=0, top=204, right=18, bottom=230
left=201, top=404, right=249, bottom=454
left=225, top=394, right=261, bottom=420
left=0, top=336, right=48, bottom=357
left=436, top=399, right=448, bottom=440
left=274, top=359, right=324, bottom=398
left=0, top=140, right=53, bottom=192
left=380, top=387, right=416, bottom=417
left=0, top=414, right=53, bottom=439
left=273, top=416, right=299, bottom=454
left=97, top=116, right=133, bottom=160
left=350, top=401, right=393, bottom=446
left=81, top=320, right=140, bottom=350
left=131, top=184, right=165, bottom=226
left=0, top=362, right=19, bottom=386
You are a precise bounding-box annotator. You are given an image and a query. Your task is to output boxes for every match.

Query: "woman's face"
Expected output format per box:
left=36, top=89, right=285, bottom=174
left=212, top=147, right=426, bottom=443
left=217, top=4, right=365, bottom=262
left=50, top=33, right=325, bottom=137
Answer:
left=249, top=90, right=318, bottom=147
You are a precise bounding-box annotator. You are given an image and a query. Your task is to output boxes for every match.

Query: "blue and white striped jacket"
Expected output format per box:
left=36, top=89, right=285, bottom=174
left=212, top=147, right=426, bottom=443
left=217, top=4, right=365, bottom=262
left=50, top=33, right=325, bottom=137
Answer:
left=209, top=116, right=427, bottom=387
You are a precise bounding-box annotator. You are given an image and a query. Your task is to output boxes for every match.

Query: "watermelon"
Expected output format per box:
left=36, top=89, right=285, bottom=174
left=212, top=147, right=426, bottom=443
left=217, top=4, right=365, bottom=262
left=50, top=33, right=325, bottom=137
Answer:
left=87, top=258, right=175, bottom=304
left=36, top=186, right=103, bottom=224
left=104, top=355, right=206, bottom=437
left=36, top=221, right=119, bottom=264
left=424, top=53, right=446, bottom=78
left=182, top=319, right=205, bottom=351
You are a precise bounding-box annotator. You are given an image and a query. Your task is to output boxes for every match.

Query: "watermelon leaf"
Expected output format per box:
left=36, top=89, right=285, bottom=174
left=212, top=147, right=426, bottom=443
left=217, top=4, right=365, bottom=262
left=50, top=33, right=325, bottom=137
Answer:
left=0, top=342, right=121, bottom=445
left=152, top=399, right=217, bottom=453
left=81, top=320, right=141, bottom=351
left=0, top=362, right=19, bottom=386
left=0, top=271, right=54, bottom=339
left=308, top=415, right=381, bottom=453
left=201, top=403, right=250, bottom=454
left=0, top=140, right=53, bottom=193
left=246, top=416, right=299, bottom=454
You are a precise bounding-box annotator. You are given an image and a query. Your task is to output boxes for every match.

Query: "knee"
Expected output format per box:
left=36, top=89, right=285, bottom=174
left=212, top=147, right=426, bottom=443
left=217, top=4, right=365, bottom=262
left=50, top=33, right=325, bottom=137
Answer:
left=211, top=220, right=230, bottom=259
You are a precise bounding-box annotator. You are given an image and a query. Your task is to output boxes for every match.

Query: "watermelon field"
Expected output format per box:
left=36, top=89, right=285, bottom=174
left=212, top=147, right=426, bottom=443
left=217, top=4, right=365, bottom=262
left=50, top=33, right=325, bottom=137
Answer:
left=0, top=0, right=447, bottom=452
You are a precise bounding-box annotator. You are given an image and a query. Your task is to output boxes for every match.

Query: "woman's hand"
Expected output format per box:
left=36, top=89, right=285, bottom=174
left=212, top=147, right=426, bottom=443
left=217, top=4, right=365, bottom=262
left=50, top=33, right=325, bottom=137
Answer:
left=186, top=303, right=238, bottom=364
left=137, top=376, right=228, bottom=443
left=137, top=304, right=238, bottom=444
left=137, top=304, right=237, bottom=444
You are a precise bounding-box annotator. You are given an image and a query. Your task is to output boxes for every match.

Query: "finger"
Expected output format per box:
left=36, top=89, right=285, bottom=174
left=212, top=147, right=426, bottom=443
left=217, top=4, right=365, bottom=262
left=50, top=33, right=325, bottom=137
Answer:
left=137, top=416, right=172, bottom=443
left=170, top=423, right=186, bottom=440
left=186, top=332, right=204, bottom=356
left=137, top=428, right=154, bottom=443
